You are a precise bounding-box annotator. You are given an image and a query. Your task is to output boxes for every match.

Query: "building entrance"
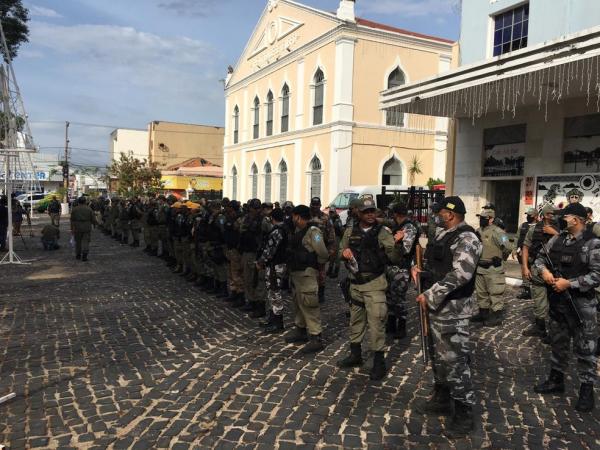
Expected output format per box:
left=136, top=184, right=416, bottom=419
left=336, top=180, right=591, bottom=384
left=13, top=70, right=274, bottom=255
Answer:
left=490, top=180, right=521, bottom=233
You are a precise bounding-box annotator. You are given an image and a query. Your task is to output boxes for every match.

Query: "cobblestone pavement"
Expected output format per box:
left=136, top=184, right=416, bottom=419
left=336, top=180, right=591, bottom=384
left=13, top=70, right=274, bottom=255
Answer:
left=1, top=218, right=599, bottom=449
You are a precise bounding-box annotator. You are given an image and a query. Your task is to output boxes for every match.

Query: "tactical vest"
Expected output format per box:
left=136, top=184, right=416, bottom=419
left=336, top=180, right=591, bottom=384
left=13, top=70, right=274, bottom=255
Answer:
left=206, top=215, right=223, bottom=243
left=479, top=225, right=503, bottom=261
left=288, top=226, right=318, bottom=272
left=128, top=204, right=141, bottom=220
left=348, top=224, right=387, bottom=275
left=392, top=219, right=418, bottom=268
left=146, top=208, right=159, bottom=226
left=517, top=221, right=531, bottom=249
left=528, top=221, right=557, bottom=262
left=157, top=205, right=168, bottom=225
left=223, top=218, right=239, bottom=249
left=268, top=224, right=289, bottom=265
left=548, top=230, right=594, bottom=281
left=239, top=216, right=262, bottom=253
left=172, top=213, right=190, bottom=238
left=195, top=215, right=210, bottom=243
left=424, top=225, right=478, bottom=301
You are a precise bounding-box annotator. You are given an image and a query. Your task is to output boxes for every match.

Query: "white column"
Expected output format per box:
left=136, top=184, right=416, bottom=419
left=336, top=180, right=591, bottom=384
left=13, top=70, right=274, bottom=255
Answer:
left=293, top=140, right=302, bottom=204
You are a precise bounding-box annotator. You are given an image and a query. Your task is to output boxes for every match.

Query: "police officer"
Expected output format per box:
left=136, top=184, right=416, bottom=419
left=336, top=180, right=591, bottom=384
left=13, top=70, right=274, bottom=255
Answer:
left=70, top=196, right=97, bottom=261
left=533, top=202, right=600, bottom=412
left=285, top=205, right=329, bottom=353
left=516, top=207, right=538, bottom=299
left=521, top=204, right=558, bottom=338
left=309, top=197, right=336, bottom=303
left=118, top=199, right=130, bottom=245
left=256, top=208, right=288, bottom=333
left=145, top=200, right=160, bottom=256
left=207, top=201, right=228, bottom=296
left=171, top=203, right=191, bottom=274
left=128, top=197, right=143, bottom=247
left=237, top=199, right=266, bottom=315
left=337, top=198, right=403, bottom=381
left=471, top=207, right=512, bottom=327
left=385, top=202, right=419, bottom=340
left=344, top=198, right=361, bottom=230
left=415, top=196, right=482, bottom=438
left=223, top=201, right=244, bottom=305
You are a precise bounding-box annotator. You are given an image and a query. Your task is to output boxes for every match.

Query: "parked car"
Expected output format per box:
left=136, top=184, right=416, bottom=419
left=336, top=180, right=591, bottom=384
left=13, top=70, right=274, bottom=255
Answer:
left=19, top=193, right=47, bottom=211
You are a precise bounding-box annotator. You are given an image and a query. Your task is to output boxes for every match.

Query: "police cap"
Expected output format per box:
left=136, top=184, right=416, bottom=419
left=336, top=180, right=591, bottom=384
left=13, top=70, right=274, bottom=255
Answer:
left=438, top=196, right=466, bottom=215
left=525, top=207, right=537, bottom=216
left=310, top=197, right=322, bottom=207
left=271, top=208, right=285, bottom=222
left=358, top=197, right=377, bottom=212
left=560, top=202, right=587, bottom=219
left=477, top=208, right=495, bottom=219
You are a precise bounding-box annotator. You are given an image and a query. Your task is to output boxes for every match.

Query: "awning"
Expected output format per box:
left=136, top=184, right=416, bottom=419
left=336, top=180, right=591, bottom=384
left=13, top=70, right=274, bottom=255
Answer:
left=380, top=26, right=600, bottom=121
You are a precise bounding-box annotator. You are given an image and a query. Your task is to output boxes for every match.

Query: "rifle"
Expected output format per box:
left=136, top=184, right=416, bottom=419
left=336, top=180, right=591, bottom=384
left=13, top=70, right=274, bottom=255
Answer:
left=415, top=244, right=432, bottom=365
left=539, top=241, right=583, bottom=325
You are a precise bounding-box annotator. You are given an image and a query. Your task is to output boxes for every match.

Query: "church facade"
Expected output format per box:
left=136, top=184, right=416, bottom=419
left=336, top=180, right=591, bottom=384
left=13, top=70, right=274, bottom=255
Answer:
left=223, top=0, right=454, bottom=205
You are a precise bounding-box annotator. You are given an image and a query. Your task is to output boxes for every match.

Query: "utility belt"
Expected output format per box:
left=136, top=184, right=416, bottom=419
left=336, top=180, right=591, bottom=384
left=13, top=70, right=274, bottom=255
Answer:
left=478, top=259, right=502, bottom=269
left=350, top=272, right=383, bottom=286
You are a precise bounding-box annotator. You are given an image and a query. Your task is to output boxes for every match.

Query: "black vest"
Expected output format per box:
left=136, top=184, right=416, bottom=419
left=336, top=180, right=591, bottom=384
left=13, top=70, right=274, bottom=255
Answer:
left=528, top=221, right=557, bottom=262
left=548, top=230, right=594, bottom=281
left=146, top=208, right=159, bottom=226
left=239, top=216, right=262, bottom=253
left=223, top=218, right=239, bottom=249
left=348, top=224, right=387, bottom=275
left=206, top=215, right=223, bottom=243
left=517, top=221, right=530, bottom=249
left=195, top=215, right=210, bottom=243
left=288, top=226, right=318, bottom=272
left=424, top=225, right=478, bottom=301
left=268, top=225, right=289, bottom=265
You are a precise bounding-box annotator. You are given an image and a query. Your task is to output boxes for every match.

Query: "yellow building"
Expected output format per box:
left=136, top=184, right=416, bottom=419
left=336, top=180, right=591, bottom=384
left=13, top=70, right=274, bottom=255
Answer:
left=223, top=0, right=454, bottom=204
left=148, top=121, right=224, bottom=169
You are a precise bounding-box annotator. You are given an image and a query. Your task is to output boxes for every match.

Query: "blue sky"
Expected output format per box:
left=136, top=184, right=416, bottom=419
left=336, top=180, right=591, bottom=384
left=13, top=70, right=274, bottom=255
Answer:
left=17, top=0, right=460, bottom=167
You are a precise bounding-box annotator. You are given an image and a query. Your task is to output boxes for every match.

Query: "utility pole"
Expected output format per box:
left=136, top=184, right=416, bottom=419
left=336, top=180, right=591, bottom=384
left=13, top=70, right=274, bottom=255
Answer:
left=62, top=121, right=69, bottom=214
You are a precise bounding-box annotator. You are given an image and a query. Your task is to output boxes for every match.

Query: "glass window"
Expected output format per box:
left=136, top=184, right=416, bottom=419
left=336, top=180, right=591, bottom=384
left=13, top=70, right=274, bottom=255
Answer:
left=382, top=157, right=403, bottom=185
left=251, top=163, right=258, bottom=198
left=310, top=156, right=322, bottom=199
left=253, top=97, right=260, bottom=139
left=313, top=69, right=324, bottom=126
left=233, top=106, right=239, bottom=144
left=493, top=3, right=529, bottom=57
left=330, top=192, right=359, bottom=209
left=281, top=84, right=290, bottom=133
left=264, top=161, right=272, bottom=203
left=386, top=68, right=406, bottom=126
left=279, top=160, right=288, bottom=202
left=266, top=91, right=274, bottom=137
left=231, top=166, right=238, bottom=200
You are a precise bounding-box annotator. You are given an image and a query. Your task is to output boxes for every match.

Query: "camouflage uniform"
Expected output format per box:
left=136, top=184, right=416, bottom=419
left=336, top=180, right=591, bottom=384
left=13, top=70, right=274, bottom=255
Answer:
left=534, top=230, right=600, bottom=385
left=128, top=201, right=143, bottom=246
left=257, top=223, right=288, bottom=317
left=118, top=202, right=130, bottom=244
left=310, top=211, right=336, bottom=295
left=207, top=209, right=228, bottom=287
left=386, top=219, right=419, bottom=322
left=422, top=222, right=483, bottom=406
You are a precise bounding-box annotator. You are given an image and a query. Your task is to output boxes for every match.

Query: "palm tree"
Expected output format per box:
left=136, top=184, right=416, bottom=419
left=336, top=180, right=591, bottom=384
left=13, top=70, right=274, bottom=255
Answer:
left=408, top=156, right=423, bottom=186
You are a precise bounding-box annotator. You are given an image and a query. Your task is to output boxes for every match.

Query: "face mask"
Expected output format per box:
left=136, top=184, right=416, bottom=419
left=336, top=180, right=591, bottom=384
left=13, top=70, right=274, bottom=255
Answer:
left=479, top=217, right=489, bottom=228
left=526, top=215, right=535, bottom=223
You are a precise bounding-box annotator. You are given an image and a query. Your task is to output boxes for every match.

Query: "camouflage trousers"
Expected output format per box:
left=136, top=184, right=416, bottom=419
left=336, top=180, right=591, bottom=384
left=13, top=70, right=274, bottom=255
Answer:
left=194, top=243, right=212, bottom=277
left=385, top=265, right=409, bottom=320
left=226, top=248, right=244, bottom=293
left=266, top=264, right=286, bottom=315
left=119, top=220, right=129, bottom=243
left=130, top=220, right=142, bottom=243
left=158, top=226, right=169, bottom=256
left=530, top=267, right=549, bottom=320
left=430, top=317, right=474, bottom=405
left=548, top=294, right=598, bottom=384
left=242, top=251, right=265, bottom=304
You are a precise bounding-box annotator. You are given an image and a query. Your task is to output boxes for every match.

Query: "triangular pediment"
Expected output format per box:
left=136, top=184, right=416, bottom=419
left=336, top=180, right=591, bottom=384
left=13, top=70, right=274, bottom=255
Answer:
left=228, top=0, right=340, bottom=86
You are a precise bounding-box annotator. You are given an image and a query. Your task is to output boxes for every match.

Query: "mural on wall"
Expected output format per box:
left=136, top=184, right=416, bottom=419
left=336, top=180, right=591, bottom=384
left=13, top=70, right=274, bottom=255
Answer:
left=483, top=142, right=525, bottom=177
left=535, top=173, right=600, bottom=213
left=563, top=136, right=600, bottom=173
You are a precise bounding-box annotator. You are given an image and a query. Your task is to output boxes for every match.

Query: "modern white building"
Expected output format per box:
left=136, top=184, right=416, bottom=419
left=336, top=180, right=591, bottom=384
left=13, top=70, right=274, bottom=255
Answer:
left=110, top=128, right=149, bottom=162
left=381, top=0, right=600, bottom=232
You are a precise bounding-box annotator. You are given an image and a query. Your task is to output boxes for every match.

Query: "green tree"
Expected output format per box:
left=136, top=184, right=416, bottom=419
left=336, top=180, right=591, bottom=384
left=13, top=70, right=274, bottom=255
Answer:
left=426, top=177, right=445, bottom=189
left=0, top=0, right=30, bottom=61
left=108, top=153, right=163, bottom=197
left=408, top=156, right=423, bottom=186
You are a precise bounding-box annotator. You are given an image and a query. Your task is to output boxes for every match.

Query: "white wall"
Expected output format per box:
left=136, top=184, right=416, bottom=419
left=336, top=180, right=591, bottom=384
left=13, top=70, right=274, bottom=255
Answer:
left=110, top=129, right=149, bottom=162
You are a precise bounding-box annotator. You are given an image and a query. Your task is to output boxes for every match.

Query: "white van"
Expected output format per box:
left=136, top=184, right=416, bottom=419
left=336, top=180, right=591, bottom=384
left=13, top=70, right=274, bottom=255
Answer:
left=327, top=185, right=422, bottom=223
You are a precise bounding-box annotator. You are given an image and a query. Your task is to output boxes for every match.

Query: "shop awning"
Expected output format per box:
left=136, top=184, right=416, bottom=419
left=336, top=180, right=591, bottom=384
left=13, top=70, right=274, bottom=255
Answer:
left=380, top=26, right=600, bottom=120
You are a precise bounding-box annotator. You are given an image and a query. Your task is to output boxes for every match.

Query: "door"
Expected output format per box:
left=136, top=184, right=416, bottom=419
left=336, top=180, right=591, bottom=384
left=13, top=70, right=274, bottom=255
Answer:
left=491, top=180, right=521, bottom=233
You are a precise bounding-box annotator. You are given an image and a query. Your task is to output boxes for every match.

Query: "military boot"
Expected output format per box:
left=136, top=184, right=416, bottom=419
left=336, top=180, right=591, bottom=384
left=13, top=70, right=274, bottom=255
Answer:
left=516, top=287, right=531, bottom=299
left=522, top=319, right=546, bottom=337
left=285, top=327, right=308, bottom=344
left=76, top=253, right=81, bottom=260
left=259, top=311, right=274, bottom=328
left=249, top=302, right=266, bottom=318
left=143, top=245, right=152, bottom=253
left=385, top=315, right=397, bottom=335
left=443, top=400, right=474, bottom=439
left=575, top=383, right=595, bottom=412
left=215, top=282, right=229, bottom=298
left=264, top=314, right=284, bottom=334
left=534, top=369, right=565, bottom=394
left=337, top=343, right=363, bottom=368
left=369, top=351, right=387, bottom=381
left=484, top=310, right=503, bottom=327
left=223, top=291, right=239, bottom=303
left=470, top=308, right=489, bottom=323
left=172, top=265, right=183, bottom=274
left=396, top=318, right=407, bottom=340
left=301, top=334, right=324, bottom=354
left=416, top=383, right=452, bottom=415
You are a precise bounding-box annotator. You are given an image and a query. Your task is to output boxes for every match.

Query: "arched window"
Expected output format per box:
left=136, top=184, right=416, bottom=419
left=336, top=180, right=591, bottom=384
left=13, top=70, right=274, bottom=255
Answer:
left=279, top=160, right=288, bottom=202
left=281, top=84, right=290, bottom=133
left=382, top=157, right=403, bottom=185
left=251, top=163, right=258, bottom=198
left=387, top=68, right=406, bottom=126
left=313, top=69, right=324, bottom=126
left=264, top=161, right=272, bottom=203
left=266, top=91, right=274, bottom=137
left=253, top=97, right=260, bottom=139
left=231, top=166, right=238, bottom=200
left=310, top=156, right=322, bottom=199
left=233, top=106, right=239, bottom=144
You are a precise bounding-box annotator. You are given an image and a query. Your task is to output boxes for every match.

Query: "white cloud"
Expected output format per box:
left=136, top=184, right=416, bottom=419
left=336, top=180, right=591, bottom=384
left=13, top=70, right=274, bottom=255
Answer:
left=157, top=0, right=229, bottom=17
left=358, top=0, right=459, bottom=18
left=29, top=5, right=62, bottom=18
